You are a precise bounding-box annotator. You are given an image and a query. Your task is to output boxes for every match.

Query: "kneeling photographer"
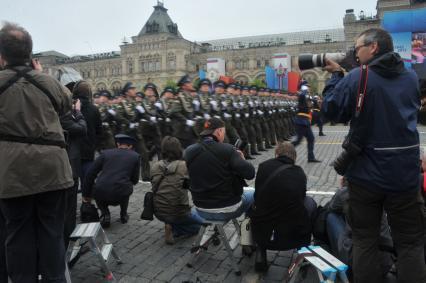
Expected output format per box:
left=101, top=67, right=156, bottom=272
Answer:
left=321, top=28, right=426, bottom=283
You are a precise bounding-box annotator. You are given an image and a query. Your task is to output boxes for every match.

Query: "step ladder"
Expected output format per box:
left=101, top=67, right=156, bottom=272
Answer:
left=287, top=245, right=349, bottom=283
left=66, top=222, right=122, bottom=282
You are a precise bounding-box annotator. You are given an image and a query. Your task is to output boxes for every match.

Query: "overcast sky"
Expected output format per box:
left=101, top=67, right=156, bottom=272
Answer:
left=0, top=0, right=377, bottom=56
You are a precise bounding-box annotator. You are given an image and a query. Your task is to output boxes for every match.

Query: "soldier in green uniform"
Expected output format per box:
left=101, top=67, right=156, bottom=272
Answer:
left=140, top=83, right=163, bottom=159
left=168, top=75, right=198, bottom=148
left=158, top=87, right=174, bottom=137
left=120, top=82, right=151, bottom=181
left=241, top=86, right=260, bottom=156
left=221, top=83, right=240, bottom=145
left=250, top=86, right=266, bottom=151
left=194, top=78, right=212, bottom=135
left=97, top=90, right=116, bottom=150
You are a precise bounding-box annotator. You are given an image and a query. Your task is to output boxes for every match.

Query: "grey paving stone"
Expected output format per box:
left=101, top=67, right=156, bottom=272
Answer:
left=70, top=125, right=412, bottom=282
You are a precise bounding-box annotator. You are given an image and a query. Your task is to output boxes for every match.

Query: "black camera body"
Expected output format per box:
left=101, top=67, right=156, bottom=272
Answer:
left=333, top=136, right=362, bottom=175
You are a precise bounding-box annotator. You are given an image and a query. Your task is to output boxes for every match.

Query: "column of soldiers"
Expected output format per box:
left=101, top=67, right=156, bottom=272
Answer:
left=93, top=75, right=298, bottom=175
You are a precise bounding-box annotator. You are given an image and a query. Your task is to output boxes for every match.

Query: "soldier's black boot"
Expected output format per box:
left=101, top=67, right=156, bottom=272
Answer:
left=258, top=141, right=267, bottom=152
left=244, top=145, right=255, bottom=160
left=251, top=144, right=261, bottom=155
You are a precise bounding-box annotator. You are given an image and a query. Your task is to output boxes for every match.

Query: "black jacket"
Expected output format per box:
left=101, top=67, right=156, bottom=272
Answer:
left=251, top=156, right=311, bottom=250
left=184, top=136, right=255, bottom=209
left=83, top=148, right=140, bottom=203
left=80, top=98, right=102, bottom=161
left=60, top=110, right=87, bottom=179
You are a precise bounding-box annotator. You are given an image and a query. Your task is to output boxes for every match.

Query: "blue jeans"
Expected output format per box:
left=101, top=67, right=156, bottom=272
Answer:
left=326, top=212, right=347, bottom=258
left=196, top=189, right=254, bottom=222
left=169, top=208, right=204, bottom=237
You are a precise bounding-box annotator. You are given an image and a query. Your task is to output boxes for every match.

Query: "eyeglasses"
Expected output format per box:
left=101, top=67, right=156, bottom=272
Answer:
left=354, top=43, right=371, bottom=54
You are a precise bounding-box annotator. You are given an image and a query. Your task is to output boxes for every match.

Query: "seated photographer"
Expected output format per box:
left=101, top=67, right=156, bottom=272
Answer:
left=152, top=136, right=204, bottom=245
left=83, top=134, right=140, bottom=228
left=251, top=142, right=317, bottom=272
left=184, top=117, right=255, bottom=222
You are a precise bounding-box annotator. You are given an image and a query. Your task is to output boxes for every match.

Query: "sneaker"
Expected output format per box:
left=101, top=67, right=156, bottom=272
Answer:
left=319, top=133, right=326, bottom=136
left=165, top=224, right=175, bottom=245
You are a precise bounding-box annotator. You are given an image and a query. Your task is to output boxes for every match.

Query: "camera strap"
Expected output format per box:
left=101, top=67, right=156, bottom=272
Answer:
left=355, top=65, right=369, bottom=118
left=0, top=67, right=60, bottom=113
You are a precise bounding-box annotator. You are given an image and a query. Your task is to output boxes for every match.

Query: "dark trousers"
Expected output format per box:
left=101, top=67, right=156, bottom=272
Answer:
left=0, top=209, right=7, bottom=283
left=292, top=124, right=316, bottom=160
left=64, top=180, right=78, bottom=248
left=96, top=197, right=129, bottom=217
left=348, top=183, right=426, bottom=283
left=0, top=190, right=67, bottom=283
left=79, top=160, right=93, bottom=193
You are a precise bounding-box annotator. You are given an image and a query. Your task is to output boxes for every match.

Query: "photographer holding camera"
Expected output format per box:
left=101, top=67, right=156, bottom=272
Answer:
left=322, top=28, right=426, bottom=283
left=184, top=117, right=255, bottom=222
left=0, top=22, right=73, bottom=282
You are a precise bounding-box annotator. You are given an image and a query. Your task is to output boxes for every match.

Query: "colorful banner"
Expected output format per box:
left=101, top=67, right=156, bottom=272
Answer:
left=390, top=32, right=412, bottom=68
left=206, top=58, right=225, bottom=81
left=272, top=53, right=291, bottom=91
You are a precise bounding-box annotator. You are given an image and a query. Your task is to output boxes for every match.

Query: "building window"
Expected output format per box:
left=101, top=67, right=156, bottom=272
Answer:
left=155, top=61, right=161, bottom=71
left=167, top=52, right=176, bottom=70
left=128, top=60, right=133, bottom=74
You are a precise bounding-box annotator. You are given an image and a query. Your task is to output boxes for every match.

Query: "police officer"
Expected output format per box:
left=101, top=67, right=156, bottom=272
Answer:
left=292, top=82, right=321, bottom=162
left=83, top=134, right=140, bottom=227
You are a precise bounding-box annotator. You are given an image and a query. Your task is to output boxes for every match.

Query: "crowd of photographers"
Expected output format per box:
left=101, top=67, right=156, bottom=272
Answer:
left=1, top=21, right=426, bottom=283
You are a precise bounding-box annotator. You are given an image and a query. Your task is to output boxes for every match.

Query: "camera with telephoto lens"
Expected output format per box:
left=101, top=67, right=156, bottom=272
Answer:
left=298, top=48, right=358, bottom=71
left=333, top=136, right=362, bottom=175
left=234, top=139, right=248, bottom=151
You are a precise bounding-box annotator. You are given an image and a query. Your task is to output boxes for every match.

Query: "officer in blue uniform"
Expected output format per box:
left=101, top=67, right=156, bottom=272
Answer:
left=291, top=81, right=321, bottom=162
left=82, top=134, right=140, bottom=228
left=311, top=95, right=325, bottom=136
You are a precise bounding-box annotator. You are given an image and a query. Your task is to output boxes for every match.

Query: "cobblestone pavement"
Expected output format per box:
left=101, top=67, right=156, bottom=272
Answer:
left=70, top=125, right=426, bottom=283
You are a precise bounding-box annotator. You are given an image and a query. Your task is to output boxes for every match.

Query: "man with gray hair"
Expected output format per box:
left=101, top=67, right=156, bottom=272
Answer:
left=323, top=28, right=426, bottom=282
left=0, top=22, right=73, bottom=282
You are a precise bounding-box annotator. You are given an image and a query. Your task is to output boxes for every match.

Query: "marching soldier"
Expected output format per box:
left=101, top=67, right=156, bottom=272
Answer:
left=97, top=90, right=116, bottom=150
left=140, top=83, right=163, bottom=159
left=168, top=75, right=198, bottom=148
left=157, top=87, right=175, bottom=137
left=222, top=83, right=240, bottom=145
left=194, top=78, right=212, bottom=134
left=241, top=86, right=260, bottom=156
left=120, top=82, right=151, bottom=180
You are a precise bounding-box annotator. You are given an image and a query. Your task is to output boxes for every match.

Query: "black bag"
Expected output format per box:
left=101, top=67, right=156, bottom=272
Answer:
left=140, top=191, right=154, bottom=221
left=312, top=204, right=330, bottom=244
left=80, top=202, right=100, bottom=223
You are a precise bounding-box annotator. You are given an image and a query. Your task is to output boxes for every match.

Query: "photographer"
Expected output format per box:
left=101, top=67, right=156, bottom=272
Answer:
left=0, top=22, right=73, bottom=282
left=184, top=118, right=255, bottom=221
left=322, top=28, right=426, bottom=282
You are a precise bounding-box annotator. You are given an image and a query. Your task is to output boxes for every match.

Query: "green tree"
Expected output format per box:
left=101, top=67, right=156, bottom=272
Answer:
left=249, top=79, right=266, bottom=88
